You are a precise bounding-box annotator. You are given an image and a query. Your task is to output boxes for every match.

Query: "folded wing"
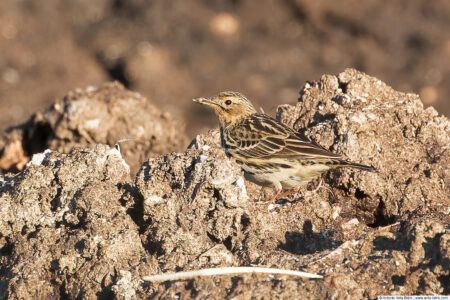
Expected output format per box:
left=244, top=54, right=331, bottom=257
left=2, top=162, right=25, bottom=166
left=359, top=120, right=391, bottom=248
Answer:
left=228, top=114, right=341, bottom=160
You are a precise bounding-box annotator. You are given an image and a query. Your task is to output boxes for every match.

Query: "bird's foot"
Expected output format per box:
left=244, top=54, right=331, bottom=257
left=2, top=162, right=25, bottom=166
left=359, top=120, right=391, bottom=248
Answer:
left=276, top=187, right=300, bottom=200
left=265, top=187, right=300, bottom=209
left=266, top=188, right=281, bottom=204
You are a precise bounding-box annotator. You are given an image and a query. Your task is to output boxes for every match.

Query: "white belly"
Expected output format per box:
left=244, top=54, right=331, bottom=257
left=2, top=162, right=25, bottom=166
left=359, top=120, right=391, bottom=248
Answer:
left=242, top=161, right=331, bottom=190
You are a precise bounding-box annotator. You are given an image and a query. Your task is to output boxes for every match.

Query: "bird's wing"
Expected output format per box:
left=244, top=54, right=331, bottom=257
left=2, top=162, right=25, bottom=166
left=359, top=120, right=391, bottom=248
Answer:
left=228, top=114, right=341, bottom=160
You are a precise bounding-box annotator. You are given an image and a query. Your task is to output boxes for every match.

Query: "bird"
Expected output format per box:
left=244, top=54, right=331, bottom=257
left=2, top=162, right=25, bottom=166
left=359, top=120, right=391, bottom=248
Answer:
left=193, top=91, right=376, bottom=203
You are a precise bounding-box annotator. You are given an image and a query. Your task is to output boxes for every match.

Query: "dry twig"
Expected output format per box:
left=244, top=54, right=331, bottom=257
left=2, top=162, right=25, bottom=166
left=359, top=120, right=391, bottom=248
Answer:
left=143, top=266, right=323, bottom=282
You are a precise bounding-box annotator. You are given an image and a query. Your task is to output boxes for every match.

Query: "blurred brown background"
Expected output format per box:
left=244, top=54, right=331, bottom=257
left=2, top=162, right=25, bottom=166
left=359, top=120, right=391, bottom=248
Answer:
left=1, top=0, right=449, bottom=138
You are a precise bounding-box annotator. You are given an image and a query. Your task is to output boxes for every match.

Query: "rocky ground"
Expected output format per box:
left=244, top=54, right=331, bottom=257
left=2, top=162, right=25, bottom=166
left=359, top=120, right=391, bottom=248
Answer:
left=0, top=82, right=186, bottom=176
left=0, top=69, right=449, bottom=299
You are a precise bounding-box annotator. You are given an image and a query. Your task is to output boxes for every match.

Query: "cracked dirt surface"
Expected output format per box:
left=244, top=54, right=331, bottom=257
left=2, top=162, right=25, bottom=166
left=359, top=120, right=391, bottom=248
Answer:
left=0, top=69, right=449, bottom=299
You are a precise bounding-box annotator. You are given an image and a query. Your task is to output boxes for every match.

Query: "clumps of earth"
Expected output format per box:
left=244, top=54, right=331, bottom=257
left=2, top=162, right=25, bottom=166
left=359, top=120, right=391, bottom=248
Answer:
left=1, top=69, right=448, bottom=299
left=0, top=82, right=186, bottom=176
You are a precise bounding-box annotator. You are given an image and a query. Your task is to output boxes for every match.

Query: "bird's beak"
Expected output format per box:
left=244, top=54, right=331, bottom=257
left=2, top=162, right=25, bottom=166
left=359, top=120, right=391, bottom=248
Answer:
left=193, top=97, right=220, bottom=108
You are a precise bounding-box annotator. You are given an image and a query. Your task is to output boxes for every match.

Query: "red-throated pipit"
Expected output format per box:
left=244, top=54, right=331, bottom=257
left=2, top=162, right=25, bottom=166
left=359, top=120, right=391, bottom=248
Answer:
left=193, top=91, right=376, bottom=203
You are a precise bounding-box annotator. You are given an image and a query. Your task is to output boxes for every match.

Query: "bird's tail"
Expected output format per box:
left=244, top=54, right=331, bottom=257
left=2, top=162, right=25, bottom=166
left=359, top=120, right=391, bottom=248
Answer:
left=332, top=159, right=378, bottom=173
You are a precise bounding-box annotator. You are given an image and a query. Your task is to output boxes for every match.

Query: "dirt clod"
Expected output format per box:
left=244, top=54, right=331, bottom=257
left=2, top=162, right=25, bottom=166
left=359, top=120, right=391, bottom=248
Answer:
left=0, top=82, right=187, bottom=176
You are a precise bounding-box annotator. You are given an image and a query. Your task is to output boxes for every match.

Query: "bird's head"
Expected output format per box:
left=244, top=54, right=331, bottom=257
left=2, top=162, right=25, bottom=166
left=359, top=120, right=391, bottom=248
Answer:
left=193, top=91, right=257, bottom=127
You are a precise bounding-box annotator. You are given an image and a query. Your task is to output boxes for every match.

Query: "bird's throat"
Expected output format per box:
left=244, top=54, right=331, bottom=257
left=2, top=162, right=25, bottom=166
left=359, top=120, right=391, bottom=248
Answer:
left=217, top=111, right=254, bottom=128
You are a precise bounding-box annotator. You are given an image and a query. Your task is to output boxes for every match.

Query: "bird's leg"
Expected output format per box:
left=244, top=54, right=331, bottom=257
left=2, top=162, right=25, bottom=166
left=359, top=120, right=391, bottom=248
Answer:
left=266, top=187, right=300, bottom=208
left=276, top=187, right=300, bottom=200
left=265, top=188, right=281, bottom=209
left=268, top=188, right=282, bottom=203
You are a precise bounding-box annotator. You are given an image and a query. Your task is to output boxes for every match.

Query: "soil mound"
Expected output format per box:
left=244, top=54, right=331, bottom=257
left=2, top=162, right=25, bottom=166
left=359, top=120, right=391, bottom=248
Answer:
left=1, top=70, right=448, bottom=298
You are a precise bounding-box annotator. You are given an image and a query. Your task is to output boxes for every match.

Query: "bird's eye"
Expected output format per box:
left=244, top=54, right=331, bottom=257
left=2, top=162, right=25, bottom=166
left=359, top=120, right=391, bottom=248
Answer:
left=225, top=100, right=232, bottom=105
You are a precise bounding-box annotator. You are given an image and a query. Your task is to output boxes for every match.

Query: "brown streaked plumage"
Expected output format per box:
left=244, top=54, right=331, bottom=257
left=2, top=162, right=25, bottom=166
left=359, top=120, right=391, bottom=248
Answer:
left=193, top=91, right=376, bottom=202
